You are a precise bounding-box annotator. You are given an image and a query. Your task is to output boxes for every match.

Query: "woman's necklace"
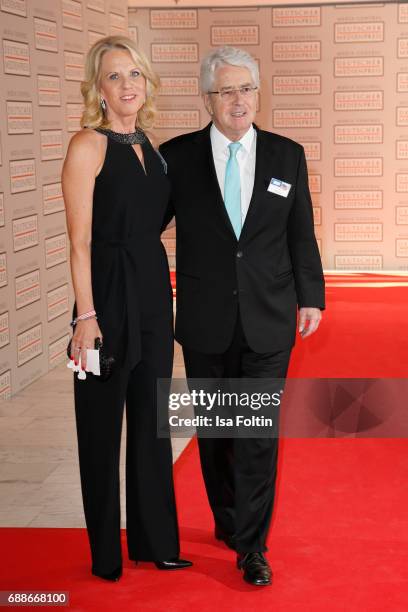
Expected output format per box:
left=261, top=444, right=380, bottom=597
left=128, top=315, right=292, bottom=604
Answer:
left=95, top=127, right=146, bottom=145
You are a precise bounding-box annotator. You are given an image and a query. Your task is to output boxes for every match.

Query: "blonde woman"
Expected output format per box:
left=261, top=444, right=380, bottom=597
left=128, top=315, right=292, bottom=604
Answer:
left=62, top=35, right=191, bottom=581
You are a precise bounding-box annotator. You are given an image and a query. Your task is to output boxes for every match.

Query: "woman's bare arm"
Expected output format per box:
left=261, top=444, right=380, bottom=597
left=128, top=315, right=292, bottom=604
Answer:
left=62, top=129, right=105, bottom=369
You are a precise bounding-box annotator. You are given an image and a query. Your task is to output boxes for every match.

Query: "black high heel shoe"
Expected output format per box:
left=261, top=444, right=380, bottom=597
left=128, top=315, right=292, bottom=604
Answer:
left=134, top=558, right=192, bottom=570
left=154, top=558, right=192, bottom=570
left=92, top=566, right=122, bottom=581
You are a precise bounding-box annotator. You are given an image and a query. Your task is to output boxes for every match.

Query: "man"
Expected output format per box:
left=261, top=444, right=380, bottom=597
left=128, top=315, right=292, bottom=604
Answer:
left=160, top=46, right=325, bottom=586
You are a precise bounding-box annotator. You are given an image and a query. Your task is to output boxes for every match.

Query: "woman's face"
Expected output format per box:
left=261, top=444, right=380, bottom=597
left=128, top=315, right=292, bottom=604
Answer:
left=98, top=48, right=147, bottom=122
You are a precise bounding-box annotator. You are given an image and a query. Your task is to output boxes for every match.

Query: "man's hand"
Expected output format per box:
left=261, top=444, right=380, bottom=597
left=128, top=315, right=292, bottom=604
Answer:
left=298, top=307, right=322, bottom=338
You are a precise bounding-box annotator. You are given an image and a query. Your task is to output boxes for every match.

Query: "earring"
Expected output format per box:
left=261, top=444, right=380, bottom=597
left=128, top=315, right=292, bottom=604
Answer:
left=100, top=98, right=106, bottom=111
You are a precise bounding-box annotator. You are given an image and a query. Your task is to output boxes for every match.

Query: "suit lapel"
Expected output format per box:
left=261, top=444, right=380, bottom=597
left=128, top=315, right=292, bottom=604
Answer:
left=240, top=126, right=277, bottom=241
left=194, top=124, right=238, bottom=242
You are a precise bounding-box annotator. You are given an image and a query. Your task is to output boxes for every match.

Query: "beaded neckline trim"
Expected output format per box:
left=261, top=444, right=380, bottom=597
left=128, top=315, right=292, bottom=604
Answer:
left=95, top=127, right=146, bottom=145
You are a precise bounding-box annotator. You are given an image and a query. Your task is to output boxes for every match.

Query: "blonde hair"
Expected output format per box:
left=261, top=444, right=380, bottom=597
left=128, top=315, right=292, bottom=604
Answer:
left=80, top=35, right=159, bottom=131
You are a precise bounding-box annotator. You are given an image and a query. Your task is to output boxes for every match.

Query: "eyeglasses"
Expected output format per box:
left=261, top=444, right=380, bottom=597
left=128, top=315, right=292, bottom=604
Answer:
left=208, top=86, right=258, bottom=101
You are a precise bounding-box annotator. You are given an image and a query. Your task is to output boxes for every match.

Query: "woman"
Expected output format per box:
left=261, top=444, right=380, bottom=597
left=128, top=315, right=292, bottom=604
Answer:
left=62, top=35, right=191, bottom=581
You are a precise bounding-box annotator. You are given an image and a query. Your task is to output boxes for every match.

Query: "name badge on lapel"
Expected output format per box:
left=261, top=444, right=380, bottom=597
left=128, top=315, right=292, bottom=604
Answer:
left=267, top=178, right=292, bottom=198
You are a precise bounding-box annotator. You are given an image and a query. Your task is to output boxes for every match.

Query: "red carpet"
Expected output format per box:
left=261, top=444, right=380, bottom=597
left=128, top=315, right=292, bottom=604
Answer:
left=1, top=275, right=407, bottom=610
left=288, top=273, right=408, bottom=378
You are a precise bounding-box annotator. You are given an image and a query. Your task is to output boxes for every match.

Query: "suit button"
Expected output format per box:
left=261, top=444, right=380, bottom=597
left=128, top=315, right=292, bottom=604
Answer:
left=236, top=251, right=243, bottom=258
left=232, top=289, right=238, bottom=296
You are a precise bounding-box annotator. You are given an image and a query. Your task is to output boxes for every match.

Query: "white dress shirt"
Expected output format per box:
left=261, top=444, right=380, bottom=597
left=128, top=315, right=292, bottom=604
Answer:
left=210, top=123, right=257, bottom=225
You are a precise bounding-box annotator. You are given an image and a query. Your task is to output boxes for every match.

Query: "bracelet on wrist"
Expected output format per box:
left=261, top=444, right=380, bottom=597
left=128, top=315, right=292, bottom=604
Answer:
left=70, top=309, right=97, bottom=328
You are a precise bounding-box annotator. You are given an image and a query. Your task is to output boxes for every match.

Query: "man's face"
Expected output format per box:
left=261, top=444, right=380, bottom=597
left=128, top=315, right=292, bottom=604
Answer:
left=204, top=64, right=258, bottom=141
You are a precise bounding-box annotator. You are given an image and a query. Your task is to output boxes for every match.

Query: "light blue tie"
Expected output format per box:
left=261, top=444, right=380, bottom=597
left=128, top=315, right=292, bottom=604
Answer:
left=224, top=142, right=242, bottom=239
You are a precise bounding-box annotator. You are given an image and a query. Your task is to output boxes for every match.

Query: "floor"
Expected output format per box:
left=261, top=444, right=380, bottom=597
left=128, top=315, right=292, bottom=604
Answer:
left=2, top=275, right=407, bottom=611
left=0, top=341, right=190, bottom=528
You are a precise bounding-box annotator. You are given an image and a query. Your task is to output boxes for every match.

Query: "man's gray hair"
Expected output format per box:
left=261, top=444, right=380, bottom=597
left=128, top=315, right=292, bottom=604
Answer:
left=200, top=46, right=260, bottom=93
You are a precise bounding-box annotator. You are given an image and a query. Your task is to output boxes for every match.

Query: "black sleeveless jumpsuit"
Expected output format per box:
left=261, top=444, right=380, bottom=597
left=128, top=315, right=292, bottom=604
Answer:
left=73, top=131, right=179, bottom=576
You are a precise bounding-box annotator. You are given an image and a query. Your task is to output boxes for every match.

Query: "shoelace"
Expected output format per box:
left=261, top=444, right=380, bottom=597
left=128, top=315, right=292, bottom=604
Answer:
left=242, top=552, right=267, bottom=566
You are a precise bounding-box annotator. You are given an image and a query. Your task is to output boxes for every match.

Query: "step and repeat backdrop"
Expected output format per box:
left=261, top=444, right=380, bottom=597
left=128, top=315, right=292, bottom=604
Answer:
left=1, top=1, right=408, bottom=397
left=0, top=0, right=128, bottom=398
left=131, top=4, right=408, bottom=274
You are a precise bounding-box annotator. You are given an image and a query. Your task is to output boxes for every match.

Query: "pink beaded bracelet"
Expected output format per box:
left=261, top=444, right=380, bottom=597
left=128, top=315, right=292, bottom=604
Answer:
left=70, top=309, right=97, bottom=327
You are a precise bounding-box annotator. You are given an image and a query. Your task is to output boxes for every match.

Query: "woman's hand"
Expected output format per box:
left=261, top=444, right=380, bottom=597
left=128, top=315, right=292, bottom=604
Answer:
left=70, top=318, right=103, bottom=371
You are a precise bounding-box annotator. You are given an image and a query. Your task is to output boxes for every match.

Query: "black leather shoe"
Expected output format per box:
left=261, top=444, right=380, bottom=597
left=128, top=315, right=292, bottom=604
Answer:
left=237, top=552, right=272, bottom=586
left=154, top=558, right=193, bottom=570
left=92, top=566, right=122, bottom=582
left=214, top=526, right=236, bottom=550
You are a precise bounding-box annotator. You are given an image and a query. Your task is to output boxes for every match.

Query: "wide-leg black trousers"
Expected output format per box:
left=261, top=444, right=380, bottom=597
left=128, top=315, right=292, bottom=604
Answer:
left=183, top=313, right=291, bottom=555
left=74, top=315, right=179, bottom=575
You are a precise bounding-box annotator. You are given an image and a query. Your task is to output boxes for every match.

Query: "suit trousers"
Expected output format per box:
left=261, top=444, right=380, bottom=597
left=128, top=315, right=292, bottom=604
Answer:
left=182, top=312, right=291, bottom=554
left=74, top=314, right=179, bottom=575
